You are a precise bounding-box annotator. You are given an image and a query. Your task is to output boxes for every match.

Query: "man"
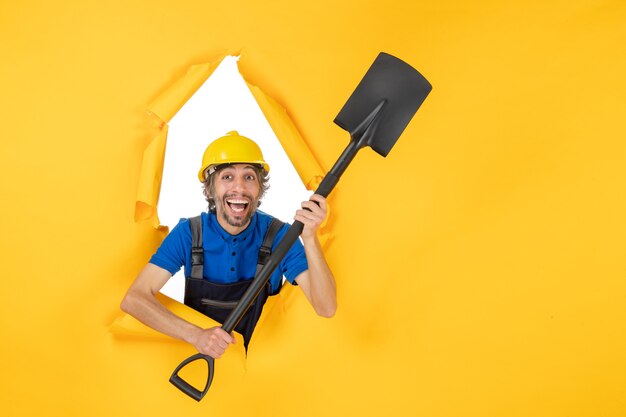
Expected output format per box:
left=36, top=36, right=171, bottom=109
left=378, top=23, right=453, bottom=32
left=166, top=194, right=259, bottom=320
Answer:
left=121, top=131, right=336, bottom=359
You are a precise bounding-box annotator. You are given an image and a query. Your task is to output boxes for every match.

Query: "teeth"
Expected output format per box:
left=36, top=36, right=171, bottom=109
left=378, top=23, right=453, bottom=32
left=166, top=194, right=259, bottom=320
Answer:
left=226, top=198, right=249, bottom=214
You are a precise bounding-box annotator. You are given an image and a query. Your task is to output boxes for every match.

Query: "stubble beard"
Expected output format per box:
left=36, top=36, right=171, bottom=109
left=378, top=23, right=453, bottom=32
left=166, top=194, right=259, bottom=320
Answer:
left=216, top=193, right=258, bottom=229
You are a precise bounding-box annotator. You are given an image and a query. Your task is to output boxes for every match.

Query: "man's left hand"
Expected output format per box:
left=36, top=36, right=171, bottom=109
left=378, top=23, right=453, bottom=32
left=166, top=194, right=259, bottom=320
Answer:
left=295, top=194, right=327, bottom=240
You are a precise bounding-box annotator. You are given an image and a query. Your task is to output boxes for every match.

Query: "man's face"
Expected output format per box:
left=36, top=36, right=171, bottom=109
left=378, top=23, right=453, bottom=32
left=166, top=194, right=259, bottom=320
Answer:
left=209, top=164, right=261, bottom=234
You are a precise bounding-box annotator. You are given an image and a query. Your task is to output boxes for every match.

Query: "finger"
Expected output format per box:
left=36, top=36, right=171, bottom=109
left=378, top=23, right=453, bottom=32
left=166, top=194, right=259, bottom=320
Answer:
left=299, top=204, right=325, bottom=220
left=301, top=200, right=320, bottom=213
left=300, top=196, right=322, bottom=213
left=214, top=327, right=233, bottom=342
left=201, top=344, right=222, bottom=358
left=205, top=340, right=226, bottom=355
left=209, top=331, right=230, bottom=350
left=296, top=207, right=317, bottom=218
left=309, top=194, right=327, bottom=209
left=295, top=211, right=321, bottom=226
left=218, top=330, right=237, bottom=346
left=209, top=349, right=223, bottom=359
left=304, top=199, right=327, bottom=218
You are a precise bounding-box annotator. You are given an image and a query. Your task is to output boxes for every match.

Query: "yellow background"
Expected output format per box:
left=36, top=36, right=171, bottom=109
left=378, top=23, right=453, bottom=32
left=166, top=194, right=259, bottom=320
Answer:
left=1, top=1, right=625, bottom=416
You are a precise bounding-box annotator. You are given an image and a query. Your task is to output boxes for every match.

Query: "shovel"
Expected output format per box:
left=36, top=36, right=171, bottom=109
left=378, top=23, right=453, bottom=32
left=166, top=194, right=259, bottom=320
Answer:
left=169, top=52, right=432, bottom=401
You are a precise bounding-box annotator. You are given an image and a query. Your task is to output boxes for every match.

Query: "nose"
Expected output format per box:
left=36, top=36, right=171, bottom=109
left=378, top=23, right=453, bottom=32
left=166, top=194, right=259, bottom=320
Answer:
left=232, top=174, right=245, bottom=191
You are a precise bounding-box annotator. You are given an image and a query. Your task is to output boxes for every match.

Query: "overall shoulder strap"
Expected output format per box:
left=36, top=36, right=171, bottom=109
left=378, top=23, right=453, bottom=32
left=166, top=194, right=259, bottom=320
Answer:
left=189, top=215, right=204, bottom=279
left=255, top=217, right=284, bottom=276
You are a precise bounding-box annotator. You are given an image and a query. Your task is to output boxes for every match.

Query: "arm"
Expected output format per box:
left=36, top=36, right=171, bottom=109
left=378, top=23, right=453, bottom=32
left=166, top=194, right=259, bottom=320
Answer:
left=120, top=263, right=235, bottom=358
left=293, top=194, right=337, bottom=318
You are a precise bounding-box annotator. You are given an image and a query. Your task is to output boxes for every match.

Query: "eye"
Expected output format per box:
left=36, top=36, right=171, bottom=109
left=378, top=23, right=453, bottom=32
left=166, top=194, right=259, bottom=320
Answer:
left=245, top=174, right=256, bottom=181
left=221, top=174, right=233, bottom=181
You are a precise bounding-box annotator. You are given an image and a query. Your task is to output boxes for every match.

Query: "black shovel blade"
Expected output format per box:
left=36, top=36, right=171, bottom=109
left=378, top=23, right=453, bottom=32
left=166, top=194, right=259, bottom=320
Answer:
left=334, top=52, right=432, bottom=157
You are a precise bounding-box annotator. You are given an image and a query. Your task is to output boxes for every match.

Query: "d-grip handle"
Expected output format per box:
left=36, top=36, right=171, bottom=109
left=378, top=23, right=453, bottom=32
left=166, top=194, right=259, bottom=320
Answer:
left=170, top=221, right=306, bottom=401
left=169, top=353, right=215, bottom=401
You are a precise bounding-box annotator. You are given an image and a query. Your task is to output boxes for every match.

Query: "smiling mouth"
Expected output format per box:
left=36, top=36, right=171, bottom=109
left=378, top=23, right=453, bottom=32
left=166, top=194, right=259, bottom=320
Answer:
left=225, top=198, right=250, bottom=214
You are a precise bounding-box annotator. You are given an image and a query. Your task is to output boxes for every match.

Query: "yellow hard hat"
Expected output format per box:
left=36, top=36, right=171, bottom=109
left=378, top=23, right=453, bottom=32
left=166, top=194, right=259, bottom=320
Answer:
left=197, top=131, right=270, bottom=181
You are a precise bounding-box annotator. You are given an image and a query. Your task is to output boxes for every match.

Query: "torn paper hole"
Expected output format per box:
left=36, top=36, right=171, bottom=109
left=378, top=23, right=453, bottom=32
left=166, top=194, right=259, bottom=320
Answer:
left=158, top=56, right=312, bottom=301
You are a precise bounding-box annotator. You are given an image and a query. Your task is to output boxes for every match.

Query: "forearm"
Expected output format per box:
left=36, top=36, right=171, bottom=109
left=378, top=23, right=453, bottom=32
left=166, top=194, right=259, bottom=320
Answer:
left=120, top=273, right=201, bottom=345
left=301, top=235, right=337, bottom=317
left=121, top=264, right=235, bottom=357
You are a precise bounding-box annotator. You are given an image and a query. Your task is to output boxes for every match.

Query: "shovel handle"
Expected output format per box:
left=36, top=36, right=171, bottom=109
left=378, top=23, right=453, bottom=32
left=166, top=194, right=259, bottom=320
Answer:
left=316, top=173, right=338, bottom=198
left=170, top=148, right=352, bottom=401
left=169, top=353, right=215, bottom=401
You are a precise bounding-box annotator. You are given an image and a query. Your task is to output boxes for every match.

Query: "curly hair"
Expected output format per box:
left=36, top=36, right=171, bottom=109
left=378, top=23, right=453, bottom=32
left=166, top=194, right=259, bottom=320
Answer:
left=202, top=164, right=270, bottom=213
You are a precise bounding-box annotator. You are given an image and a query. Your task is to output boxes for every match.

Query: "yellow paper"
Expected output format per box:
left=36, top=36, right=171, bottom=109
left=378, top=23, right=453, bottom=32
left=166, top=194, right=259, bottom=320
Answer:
left=2, top=1, right=626, bottom=416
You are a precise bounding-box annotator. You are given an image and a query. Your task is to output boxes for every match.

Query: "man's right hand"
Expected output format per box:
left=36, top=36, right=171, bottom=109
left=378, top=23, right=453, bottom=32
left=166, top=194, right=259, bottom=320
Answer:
left=191, top=326, right=236, bottom=359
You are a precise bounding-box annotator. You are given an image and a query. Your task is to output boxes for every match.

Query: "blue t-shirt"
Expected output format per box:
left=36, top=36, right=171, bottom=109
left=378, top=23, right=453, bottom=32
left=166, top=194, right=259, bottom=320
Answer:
left=150, top=210, right=308, bottom=293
